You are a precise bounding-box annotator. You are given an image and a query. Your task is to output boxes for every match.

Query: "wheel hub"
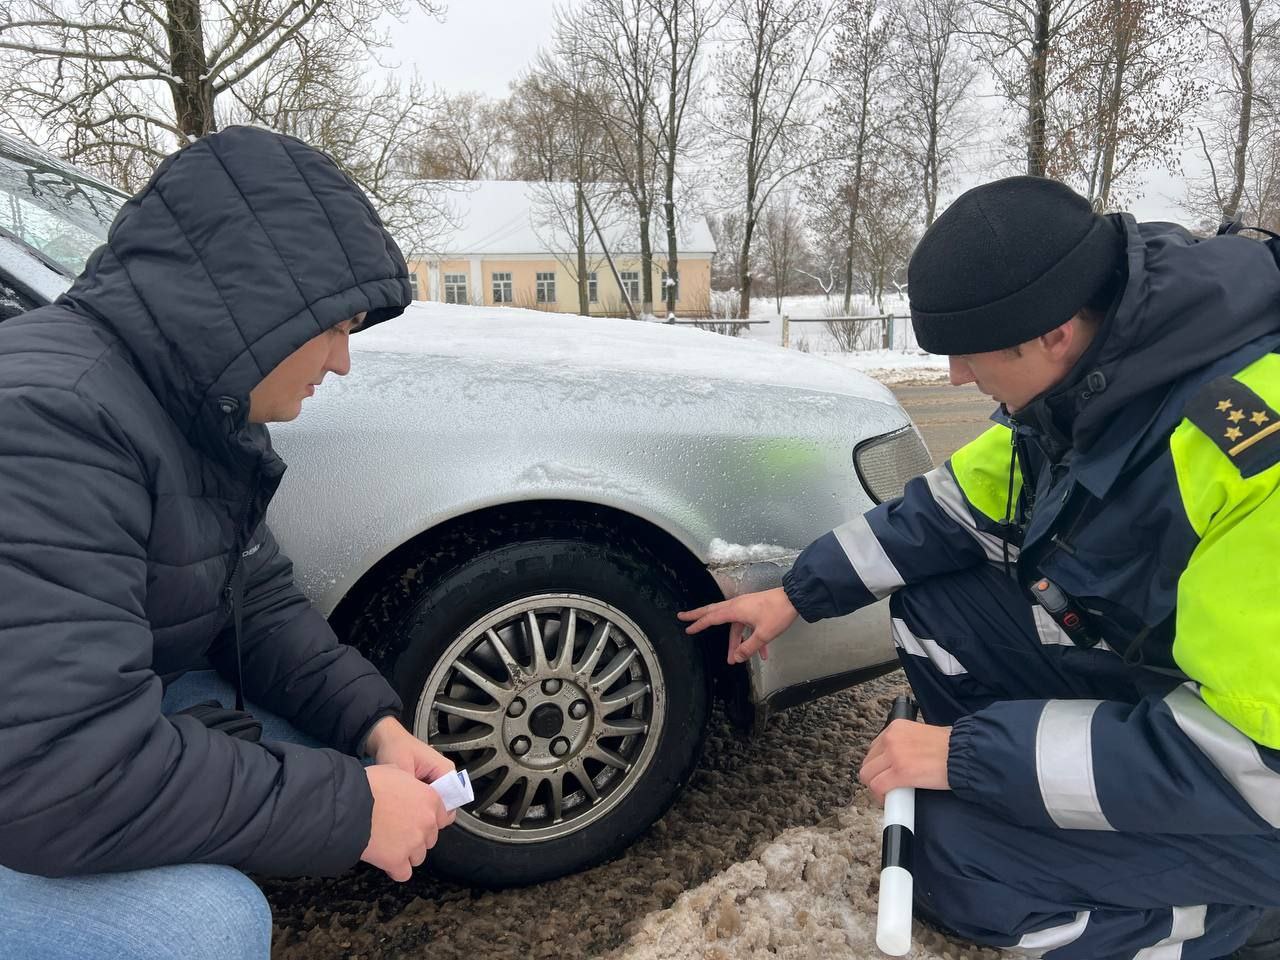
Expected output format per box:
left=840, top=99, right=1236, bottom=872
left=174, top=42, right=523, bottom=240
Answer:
left=528, top=703, right=564, bottom=738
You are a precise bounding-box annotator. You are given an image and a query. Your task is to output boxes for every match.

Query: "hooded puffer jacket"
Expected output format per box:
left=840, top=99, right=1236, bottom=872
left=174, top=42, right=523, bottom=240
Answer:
left=0, top=126, right=410, bottom=878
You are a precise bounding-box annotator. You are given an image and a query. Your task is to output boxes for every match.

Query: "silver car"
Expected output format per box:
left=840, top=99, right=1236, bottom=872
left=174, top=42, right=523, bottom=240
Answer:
left=0, top=132, right=933, bottom=887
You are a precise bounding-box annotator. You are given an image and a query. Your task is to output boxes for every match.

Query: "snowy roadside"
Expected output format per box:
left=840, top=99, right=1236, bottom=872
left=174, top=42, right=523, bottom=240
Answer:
left=610, top=799, right=1000, bottom=960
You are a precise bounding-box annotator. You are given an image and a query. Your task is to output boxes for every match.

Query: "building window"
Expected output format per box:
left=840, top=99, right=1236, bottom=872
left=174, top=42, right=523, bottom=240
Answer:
left=620, top=270, right=640, bottom=304
left=587, top=272, right=599, bottom=303
left=661, top=269, right=679, bottom=300
left=492, top=272, right=513, bottom=304
left=409, top=273, right=420, bottom=300
left=444, top=273, right=468, bottom=304
left=536, top=271, right=556, bottom=303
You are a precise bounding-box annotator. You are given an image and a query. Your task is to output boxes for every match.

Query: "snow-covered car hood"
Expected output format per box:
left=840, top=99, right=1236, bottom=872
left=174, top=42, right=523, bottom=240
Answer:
left=354, top=302, right=899, bottom=405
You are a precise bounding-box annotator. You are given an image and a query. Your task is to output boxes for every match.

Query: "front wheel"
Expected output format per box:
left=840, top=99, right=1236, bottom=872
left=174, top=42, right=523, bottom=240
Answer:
left=385, top=537, right=710, bottom=886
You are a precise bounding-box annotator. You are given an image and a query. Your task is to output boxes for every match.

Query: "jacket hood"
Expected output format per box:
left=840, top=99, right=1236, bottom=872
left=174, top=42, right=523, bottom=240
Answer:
left=58, top=125, right=411, bottom=440
left=1023, top=214, right=1280, bottom=456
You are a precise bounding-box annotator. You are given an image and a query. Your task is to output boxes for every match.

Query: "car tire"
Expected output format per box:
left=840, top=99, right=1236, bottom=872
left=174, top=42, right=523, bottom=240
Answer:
left=383, top=535, right=710, bottom=887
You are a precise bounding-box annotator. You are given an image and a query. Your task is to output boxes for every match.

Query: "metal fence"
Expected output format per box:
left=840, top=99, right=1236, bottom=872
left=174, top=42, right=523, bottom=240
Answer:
left=781, top=313, right=897, bottom=350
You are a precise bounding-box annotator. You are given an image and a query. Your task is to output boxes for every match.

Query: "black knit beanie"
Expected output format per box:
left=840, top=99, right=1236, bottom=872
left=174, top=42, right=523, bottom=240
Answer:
left=909, top=176, right=1125, bottom=355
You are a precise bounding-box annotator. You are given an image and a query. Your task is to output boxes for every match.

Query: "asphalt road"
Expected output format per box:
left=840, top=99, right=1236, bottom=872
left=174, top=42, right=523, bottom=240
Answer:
left=890, top=380, right=995, bottom=464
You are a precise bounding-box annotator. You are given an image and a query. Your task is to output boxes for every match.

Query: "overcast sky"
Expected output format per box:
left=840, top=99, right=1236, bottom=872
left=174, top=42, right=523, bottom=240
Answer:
left=384, top=0, right=1198, bottom=225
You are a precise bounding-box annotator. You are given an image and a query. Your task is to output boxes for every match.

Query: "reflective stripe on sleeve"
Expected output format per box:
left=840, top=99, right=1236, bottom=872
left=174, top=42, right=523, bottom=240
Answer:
left=1034, top=700, right=1115, bottom=831
left=832, top=513, right=905, bottom=600
left=925, top=466, right=1018, bottom=563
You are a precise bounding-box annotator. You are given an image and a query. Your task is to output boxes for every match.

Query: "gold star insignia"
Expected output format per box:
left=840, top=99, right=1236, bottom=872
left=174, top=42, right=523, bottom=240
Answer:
left=1226, top=426, right=1244, bottom=441
left=1252, top=411, right=1270, bottom=426
left=1217, top=399, right=1234, bottom=412
left=1228, top=409, right=1246, bottom=423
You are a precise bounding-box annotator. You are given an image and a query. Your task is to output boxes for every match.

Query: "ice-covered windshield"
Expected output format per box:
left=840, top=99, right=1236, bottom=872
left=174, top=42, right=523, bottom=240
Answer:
left=0, top=133, right=126, bottom=276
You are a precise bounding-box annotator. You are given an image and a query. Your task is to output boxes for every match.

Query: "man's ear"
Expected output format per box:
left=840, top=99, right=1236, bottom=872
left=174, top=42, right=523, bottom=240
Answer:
left=1039, top=319, right=1075, bottom=360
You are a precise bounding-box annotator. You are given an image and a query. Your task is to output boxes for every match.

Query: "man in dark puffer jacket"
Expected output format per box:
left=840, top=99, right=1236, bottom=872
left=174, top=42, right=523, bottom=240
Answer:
left=0, top=126, right=455, bottom=959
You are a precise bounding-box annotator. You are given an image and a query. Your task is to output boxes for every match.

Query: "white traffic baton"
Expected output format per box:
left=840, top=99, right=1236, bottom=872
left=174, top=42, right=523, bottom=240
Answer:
left=875, top=694, right=918, bottom=956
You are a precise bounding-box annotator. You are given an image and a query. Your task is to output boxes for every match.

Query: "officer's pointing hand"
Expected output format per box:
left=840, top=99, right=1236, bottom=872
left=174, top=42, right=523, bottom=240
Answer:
left=678, top=587, right=799, bottom=664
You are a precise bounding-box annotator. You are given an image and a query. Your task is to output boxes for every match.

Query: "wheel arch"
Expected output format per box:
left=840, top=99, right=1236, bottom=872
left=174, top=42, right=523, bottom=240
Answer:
left=327, top=499, right=737, bottom=702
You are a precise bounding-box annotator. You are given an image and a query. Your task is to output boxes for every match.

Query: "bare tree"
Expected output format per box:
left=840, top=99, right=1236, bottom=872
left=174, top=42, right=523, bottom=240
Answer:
left=803, top=0, right=894, bottom=314
left=891, top=0, right=977, bottom=225
left=511, top=48, right=620, bottom=315
left=648, top=0, right=717, bottom=320
left=713, top=0, right=835, bottom=318
left=0, top=0, right=443, bottom=186
left=1188, top=0, right=1280, bottom=224
left=759, top=192, right=807, bottom=312
left=968, top=0, right=1096, bottom=174
left=1049, top=0, right=1204, bottom=209
left=405, top=92, right=508, bottom=181
left=557, top=0, right=664, bottom=316
left=706, top=209, right=748, bottom=289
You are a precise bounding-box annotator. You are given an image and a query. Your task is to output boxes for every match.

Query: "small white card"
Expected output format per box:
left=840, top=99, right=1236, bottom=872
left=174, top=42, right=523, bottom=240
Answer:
left=431, top=769, right=474, bottom=811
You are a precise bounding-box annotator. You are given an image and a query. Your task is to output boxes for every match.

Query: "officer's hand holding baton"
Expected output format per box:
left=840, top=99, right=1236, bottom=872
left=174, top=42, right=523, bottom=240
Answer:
left=860, top=697, right=952, bottom=956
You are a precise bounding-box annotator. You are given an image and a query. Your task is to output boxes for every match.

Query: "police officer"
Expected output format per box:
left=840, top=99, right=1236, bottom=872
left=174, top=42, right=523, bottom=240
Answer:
left=681, top=176, right=1280, bottom=960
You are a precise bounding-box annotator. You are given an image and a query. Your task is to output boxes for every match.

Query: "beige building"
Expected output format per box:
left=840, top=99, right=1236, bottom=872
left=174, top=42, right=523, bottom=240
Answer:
left=407, top=181, right=715, bottom=318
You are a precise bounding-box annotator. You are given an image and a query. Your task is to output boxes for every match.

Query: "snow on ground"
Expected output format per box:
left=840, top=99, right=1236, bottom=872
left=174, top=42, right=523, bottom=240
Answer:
left=610, top=799, right=1000, bottom=960
left=739, top=294, right=949, bottom=384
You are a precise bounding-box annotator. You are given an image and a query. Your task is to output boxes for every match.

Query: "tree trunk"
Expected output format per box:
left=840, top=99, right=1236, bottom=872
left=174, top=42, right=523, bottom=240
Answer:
left=639, top=201, right=654, bottom=316
left=584, top=191, right=637, bottom=321
left=925, top=115, right=940, bottom=226
left=165, top=0, right=215, bottom=137
left=1096, top=11, right=1129, bottom=211
left=737, top=213, right=755, bottom=320
left=664, top=6, right=680, bottom=321
left=1227, top=0, right=1255, bottom=220
left=1027, top=0, right=1051, bottom=176
left=575, top=183, right=590, bottom=315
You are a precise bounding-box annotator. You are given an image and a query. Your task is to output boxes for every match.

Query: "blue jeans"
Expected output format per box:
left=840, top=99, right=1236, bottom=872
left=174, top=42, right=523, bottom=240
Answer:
left=0, top=671, right=323, bottom=960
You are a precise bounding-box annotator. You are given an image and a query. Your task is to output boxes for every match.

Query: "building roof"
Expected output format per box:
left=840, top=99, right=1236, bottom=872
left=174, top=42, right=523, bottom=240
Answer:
left=422, top=180, right=716, bottom=258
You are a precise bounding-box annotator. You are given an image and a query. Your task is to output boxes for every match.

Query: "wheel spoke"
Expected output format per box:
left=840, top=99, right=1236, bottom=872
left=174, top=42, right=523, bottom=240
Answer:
left=586, top=745, right=629, bottom=770
left=434, top=696, right=502, bottom=725
left=599, top=680, right=649, bottom=714
left=593, top=647, right=638, bottom=692
left=548, top=771, right=565, bottom=823
left=453, top=659, right=510, bottom=701
left=599, top=717, right=647, bottom=738
left=474, top=766, right=521, bottom=812
left=465, top=752, right=504, bottom=782
left=508, top=775, right=539, bottom=827
left=526, top=611, right=549, bottom=672
left=551, top=608, right=577, bottom=671
left=573, top=620, right=611, bottom=679
left=432, top=727, right=501, bottom=753
left=572, top=766, right=600, bottom=802
left=486, top=628, right=522, bottom=681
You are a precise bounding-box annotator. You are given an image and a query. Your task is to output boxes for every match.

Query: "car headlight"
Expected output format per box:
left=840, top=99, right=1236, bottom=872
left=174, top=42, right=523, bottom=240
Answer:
left=854, top=426, right=933, bottom=504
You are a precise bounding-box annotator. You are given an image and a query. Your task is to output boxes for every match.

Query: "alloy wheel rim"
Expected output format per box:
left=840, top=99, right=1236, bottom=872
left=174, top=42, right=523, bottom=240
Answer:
left=414, top=594, right=666, bottom=843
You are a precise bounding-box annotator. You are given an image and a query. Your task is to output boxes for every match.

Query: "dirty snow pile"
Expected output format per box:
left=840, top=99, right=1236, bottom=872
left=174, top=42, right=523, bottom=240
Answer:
left=610, top=801, right=1001, bottom=960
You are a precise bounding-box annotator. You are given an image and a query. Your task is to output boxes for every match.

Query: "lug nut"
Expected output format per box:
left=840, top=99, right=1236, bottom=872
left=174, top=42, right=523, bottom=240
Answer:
left=511, top=736, right=531, bottom=757
left=550, top=737, right=570, bottom=757
left=569, top=700, right=589, bottom=720
left=542, top=678, right=562, bottom=695
left=507, top=698, right=526, bottom=718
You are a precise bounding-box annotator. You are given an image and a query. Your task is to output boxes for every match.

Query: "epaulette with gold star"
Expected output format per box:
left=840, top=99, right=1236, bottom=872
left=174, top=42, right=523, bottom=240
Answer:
left=1184, top=375, right=1280, bottom=477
